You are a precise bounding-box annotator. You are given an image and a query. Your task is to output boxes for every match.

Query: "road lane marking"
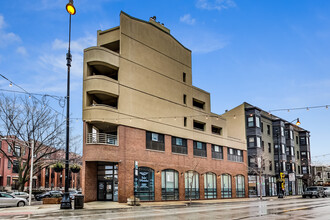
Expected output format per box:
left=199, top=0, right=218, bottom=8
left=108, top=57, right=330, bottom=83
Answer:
left=282, top=206, right=309, bottom=213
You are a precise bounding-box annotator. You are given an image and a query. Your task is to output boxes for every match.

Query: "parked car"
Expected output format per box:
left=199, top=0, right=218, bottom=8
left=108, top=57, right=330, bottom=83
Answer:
left=0, top=192, right=27, bottom=207
left=69, top=190, right=82, bottom=199
left=10, top=192, right=35, bottom=200
left=302, top=186, right=325, bottom=198
left=323, top=187, right=330, bottom=197
left=35, top=191, right=63, bottom=201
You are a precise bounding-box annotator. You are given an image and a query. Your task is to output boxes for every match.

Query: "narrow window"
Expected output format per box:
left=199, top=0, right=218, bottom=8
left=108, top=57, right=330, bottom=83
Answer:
left=268, top=143, right=271, bottom=153
left=247, top=117, right=254, bottom=127
left=183, top=94, right=186, bottom=104
left=184, top=117, right=187, bottom=127
left=267, top=125, right=271, bottom=135
left=183, top=72, right=186, bottom=82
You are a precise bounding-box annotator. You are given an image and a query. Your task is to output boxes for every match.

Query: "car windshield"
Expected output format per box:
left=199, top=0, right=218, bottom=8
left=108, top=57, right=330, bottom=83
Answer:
left=324, top=187, right=330, bottom=190
left=306, top=187, right=318, bottom=191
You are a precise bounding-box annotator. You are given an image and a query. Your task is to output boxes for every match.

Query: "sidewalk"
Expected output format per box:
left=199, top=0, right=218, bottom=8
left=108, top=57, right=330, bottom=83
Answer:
left=0, top=195, right=301, bottom=217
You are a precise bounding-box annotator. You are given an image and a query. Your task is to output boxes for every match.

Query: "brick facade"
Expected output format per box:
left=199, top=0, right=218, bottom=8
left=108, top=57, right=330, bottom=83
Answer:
left=83, top=125, right=248, bottom=202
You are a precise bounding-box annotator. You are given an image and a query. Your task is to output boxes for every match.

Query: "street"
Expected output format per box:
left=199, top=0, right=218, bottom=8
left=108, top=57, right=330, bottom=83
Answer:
left=1, top=197, right=330, bottom=219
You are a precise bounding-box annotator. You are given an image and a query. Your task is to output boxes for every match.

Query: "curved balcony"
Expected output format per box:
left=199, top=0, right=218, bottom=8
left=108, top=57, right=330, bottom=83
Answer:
left=84, top=46, right=119, bottom=69
left=85, top=76, right=119, bottom=97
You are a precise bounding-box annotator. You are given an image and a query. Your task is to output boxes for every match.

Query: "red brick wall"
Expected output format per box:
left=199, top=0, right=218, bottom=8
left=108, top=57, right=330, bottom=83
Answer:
left=83, top=125, right=248, bottom=202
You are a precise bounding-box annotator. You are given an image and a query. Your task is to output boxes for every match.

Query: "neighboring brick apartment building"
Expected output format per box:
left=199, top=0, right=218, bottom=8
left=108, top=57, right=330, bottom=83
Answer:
left=234, top=103, right=312, bottom=197
left=0, top=138, right=81, bottom=191
left=82, top=12, right=248, bottom=203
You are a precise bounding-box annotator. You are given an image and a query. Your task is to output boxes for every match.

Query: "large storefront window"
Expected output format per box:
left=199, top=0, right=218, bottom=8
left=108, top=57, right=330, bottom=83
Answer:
left=221, top=174, right=232, bottom=198
left=297, top=179, right=303, bottom=195
left=204, top=172, right=216, bottom=199
left=161, top=169, right=179, bottom=200
left=134, top=167, right=154, bottom=201
left=268, top=177, right=277, bottom=196
left=185, top=171, right=200, bottom=200
left=235, top=175, right=245, bottom=198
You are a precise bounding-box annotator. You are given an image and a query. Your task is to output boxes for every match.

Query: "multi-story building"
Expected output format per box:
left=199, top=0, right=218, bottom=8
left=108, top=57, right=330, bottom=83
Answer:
left=312, top=166, right=330, bottom=186
left=82, top=12, right=248, bottom=203
left=0, top=138, right=81, bottom=191
left=237, top=103, right=312, bottom=197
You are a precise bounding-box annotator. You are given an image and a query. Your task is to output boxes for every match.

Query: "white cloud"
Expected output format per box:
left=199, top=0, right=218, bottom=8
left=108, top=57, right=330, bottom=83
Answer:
left=181, top=31, right=228, bottom=54
left=52, top=35, right=96, bottom=53
left=196, top=0, right=236, bottom=11
left=180, top=14, right=196, bottom=25
left=0, top=14, right=21, bottom=47
left=16, top=46, right=28, bottom=56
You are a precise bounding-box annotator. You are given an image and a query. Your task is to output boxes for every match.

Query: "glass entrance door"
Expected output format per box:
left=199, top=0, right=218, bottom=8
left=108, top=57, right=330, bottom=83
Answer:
left=97, top=162, right=118, bottom=201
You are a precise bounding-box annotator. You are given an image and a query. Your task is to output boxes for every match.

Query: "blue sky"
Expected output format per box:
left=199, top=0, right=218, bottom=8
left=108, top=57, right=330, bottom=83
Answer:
left=0, top=0, right=329, bottom=163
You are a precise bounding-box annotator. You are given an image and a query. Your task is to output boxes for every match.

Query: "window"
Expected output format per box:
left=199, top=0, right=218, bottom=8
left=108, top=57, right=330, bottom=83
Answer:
left=262, top=141, right=264, bottom=151
left=281, top=127, right=284, bottom=136
left=12, top=161, right=19, bottom=173
left=6, top=176, right=11, bottom=186
left=212, top=145, right=223, bottom=159
left=235, top=175, right=245, bottom=198
left=247, top=117, right=254, bottom=127
left=256, top=137, right=261, bottom=148
left=248, top=137, right=255, bottom=148
left=302, top=167, right=307, bottom=174
left=261, top=122, right=264, bottom=133
left=183, top=72, right=186, bottom=82
left=204, top=173, right=217, bottom=199
left=183, top=94, right=186, bottom=104
left=193, top=141, right=207, bottom=157
left=134, top=167, right=155, bottom=201
left=256, top=116, right=260, bottom=128
left=8, top=144, right=11, bottom=153
left=296, top=136, right=298, bottom=144
left=8, top=160, right=11, bottom=169
left=0, top=141, right=2, bottom=149
left=172, top=137, right=187, bottom=154
left=184, top=117, right=187, bottom=127
left=291, top=147, right=294, bottom=156
left=300, top=137, right=306, bottom=145
left=162, top=169, right=179, bottom=200
left=267, top=125, right=271, bottom=135
left=15, top=146, right=21, bottom=156
left=281, top=144, right=285, bottom=154
left=185, top=171, right=199, bottom=200
left=211, top=125, right=222, bottom=135
left=192, top=98, right=205, bottom=109
left=298, top=165, right=301, bottom=174
left=269, top=161, right=272, bottom=171
left=297, top=151, right=300, bottom=159
left=290, top=130, right=293, bottom=140
left=228, top=148, right=243, bottom=162
left=221, top=174, right=232, bottom=198
left=193, top=121, right=205, bottom=131
left=268, top=143, right=271, bottom=153
left=146, top=131, right=165, bottom=151
left=306, top=137, right=309, bottom=145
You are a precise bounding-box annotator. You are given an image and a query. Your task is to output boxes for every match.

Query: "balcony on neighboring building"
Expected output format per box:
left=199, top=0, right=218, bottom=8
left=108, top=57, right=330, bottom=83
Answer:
left=87, top=61, right=118, bottom=81
left=86, top=122, right=118, bottom=146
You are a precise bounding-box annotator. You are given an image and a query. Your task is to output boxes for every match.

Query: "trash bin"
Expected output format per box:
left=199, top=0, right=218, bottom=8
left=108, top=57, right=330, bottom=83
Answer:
left=74, top=194, right=84, bottom=209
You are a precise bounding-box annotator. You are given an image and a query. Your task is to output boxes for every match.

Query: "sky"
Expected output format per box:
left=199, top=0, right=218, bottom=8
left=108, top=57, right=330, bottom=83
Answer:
left=0, top=0, right=329, bottom=164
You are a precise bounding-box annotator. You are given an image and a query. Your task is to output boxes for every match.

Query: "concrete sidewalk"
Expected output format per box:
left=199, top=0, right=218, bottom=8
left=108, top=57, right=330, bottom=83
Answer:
left=0, top=195, right=301, bottom=217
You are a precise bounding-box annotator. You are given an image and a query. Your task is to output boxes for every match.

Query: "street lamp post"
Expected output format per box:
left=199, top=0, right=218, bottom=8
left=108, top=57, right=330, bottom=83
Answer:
left=61, top=0, right=76, bottom=209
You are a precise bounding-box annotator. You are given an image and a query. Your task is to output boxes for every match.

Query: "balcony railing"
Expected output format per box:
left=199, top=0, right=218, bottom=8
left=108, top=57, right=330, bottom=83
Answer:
left=87, top=133, right=118, bottom=146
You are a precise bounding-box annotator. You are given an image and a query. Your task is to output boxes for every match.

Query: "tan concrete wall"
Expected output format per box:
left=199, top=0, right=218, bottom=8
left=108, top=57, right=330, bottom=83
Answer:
left=82, top=12, right=246, bottom=150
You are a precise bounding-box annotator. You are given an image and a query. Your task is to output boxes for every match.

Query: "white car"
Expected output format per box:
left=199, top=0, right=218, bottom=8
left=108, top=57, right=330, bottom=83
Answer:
left=0, top=192, right=27, bottom=207
left=10, top=192, right=35, bottom=200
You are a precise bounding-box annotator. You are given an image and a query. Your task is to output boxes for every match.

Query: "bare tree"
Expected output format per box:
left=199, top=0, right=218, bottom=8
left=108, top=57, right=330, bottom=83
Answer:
left=0, top=95, right=65, bottom=191
left=186, top=160, right=201, bottom=206
left=248, top=154, right=271, bottom=200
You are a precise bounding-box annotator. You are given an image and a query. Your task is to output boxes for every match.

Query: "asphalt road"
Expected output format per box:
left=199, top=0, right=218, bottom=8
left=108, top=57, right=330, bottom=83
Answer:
left=2, top=197, right=330, bottom=219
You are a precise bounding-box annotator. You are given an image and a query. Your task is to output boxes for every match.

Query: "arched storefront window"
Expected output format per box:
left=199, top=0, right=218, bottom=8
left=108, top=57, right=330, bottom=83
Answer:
left=235, top=175, right=245, bottom=198
left=161, top=169, right=179, bottom=200
left=221, top=174, right=232, bottom=198
left=185, top=171, right=200, bottom=200
left=204, top=172, right=217, bottom=199
left=134, top=167, right=154, bottom=201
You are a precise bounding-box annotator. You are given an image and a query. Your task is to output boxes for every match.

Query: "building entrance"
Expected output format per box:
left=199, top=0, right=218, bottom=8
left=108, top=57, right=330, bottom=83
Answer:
left=97, top=162, right=118, bottom=201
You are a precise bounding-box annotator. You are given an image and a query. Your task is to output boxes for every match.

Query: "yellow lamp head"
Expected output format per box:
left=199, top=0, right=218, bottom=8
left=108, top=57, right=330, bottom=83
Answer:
left=296, top=118, right=301, bottom=126
left=66, top=1, right=76, bottom=15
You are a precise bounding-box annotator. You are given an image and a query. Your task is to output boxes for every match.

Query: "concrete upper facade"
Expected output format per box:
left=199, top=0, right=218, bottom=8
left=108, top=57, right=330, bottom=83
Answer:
left=82, top=12, right=246, bottom=150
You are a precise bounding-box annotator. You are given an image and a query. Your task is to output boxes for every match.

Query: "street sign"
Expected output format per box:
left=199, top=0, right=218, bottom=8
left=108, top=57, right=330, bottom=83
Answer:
left=289, top=173, right=295, bottom=182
